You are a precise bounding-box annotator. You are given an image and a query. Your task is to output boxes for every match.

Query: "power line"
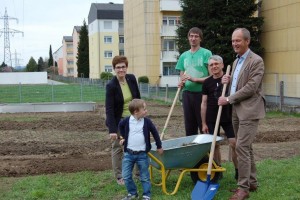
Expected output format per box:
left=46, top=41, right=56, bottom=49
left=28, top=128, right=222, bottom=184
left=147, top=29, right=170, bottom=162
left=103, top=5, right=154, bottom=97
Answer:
left=0, top=7, right=24, bottom=67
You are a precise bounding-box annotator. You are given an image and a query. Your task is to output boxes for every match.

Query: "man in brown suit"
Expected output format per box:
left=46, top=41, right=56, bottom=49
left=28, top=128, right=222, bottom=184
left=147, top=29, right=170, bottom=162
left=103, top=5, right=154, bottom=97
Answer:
left=218, top=28, right=265, bottom=200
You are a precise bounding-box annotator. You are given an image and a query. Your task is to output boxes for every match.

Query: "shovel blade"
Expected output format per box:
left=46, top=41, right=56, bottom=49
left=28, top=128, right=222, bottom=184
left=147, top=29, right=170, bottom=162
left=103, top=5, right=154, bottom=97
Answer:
left=191, top=181, right=219, bottom=200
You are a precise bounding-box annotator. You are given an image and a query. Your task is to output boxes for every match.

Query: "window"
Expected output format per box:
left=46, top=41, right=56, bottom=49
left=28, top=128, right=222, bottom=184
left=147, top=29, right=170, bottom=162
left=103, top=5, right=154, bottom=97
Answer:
left=105, top=65, right=113, bottom=72
left=163, top=62, right=179, bottom=76
left=162, top=16, right=180, bottom=26
left=104, top=51, right=113, bottom=58
left=67, top=68, right=74, bottom=74
left=104, top=21, right=112, bottom=29
left=67, top=52, right=73, bottom=56
left=119, top=50, right=124, bottom=56
left=104, top=36, right=112, bottom=43
left=163, top=39, right=176, bottom=51
left=119, top=36, right=124, bottom=43
left=67, top=44, right=73, bottom=48
left=67, top=61, right=74, bottom=65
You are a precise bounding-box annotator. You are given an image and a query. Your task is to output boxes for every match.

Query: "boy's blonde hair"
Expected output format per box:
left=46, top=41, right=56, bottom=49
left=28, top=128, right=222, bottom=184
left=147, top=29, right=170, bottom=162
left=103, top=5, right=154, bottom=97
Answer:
left=129, top=99, right=145, bottom=114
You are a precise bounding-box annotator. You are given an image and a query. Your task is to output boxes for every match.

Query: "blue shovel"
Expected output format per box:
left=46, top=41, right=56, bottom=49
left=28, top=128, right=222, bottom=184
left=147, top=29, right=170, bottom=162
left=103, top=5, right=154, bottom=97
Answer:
left=191, top=65, right=231, bottom=200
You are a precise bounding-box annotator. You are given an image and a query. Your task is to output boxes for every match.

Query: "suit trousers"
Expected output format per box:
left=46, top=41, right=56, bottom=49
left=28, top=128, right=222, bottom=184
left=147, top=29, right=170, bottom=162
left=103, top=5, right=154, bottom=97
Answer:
left=232, top=106, right=259, bottom=191
left=111, top=137, right=123, bottom=179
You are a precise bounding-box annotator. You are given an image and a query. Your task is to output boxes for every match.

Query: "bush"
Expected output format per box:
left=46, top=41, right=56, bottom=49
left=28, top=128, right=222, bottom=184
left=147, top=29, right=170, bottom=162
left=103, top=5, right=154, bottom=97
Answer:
left=100, top=72, right=113, bottom=80
left=138, top=76, right=149, bottom=83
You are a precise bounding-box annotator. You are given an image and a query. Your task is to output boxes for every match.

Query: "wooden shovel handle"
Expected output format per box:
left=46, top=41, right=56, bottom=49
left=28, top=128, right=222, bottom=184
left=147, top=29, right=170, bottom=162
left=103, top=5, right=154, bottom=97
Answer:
left=207, top=65, right=231, bottom=175
left=160, top=72, right=186, bottom=140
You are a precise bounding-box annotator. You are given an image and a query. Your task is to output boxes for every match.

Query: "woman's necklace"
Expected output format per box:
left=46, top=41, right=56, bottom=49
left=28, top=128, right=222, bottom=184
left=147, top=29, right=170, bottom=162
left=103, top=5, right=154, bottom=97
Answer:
left=119, top=79, right=127, bottom=85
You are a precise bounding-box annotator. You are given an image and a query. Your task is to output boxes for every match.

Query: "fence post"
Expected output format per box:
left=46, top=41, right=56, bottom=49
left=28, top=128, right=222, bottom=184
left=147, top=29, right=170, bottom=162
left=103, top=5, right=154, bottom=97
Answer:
left=80, top=83, right=83, bottom=102
left=19, top=83, right=22, bottom=103
left=165, top=84, right=169, bottom=102
left=156, top=84, right=158, bottom=98
left=279, top=81, right=284, bottom=111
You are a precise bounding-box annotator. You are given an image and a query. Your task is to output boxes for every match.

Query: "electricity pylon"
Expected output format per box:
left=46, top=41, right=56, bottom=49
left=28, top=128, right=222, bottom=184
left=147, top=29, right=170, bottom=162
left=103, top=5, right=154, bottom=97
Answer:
left=0, top=8, right=24, bottom=67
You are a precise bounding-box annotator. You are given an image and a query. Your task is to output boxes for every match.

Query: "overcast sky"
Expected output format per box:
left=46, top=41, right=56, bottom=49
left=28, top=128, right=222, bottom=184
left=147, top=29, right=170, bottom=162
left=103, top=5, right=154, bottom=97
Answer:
left=0, top=0, right=123, bottom=67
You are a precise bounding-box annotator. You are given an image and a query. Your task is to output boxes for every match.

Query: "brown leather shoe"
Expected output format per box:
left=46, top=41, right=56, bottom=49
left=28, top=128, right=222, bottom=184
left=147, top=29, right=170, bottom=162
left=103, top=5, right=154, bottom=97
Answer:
left=249, top=184, right=257, bottom=192
left=229, top=189, right=249, bottom=200
left=230, top=185, right=257, bottom=193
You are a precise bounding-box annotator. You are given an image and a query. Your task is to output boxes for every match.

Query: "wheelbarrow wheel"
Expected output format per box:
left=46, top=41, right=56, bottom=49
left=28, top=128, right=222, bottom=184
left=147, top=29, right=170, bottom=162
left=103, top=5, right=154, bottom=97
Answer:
left=190, top=155, right=222, bottom=184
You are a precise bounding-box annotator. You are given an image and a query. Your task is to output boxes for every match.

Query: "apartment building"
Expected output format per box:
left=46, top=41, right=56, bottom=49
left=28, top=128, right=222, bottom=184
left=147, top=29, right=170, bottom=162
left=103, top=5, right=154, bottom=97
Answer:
left=260, top=0, right=300, bottom=99
left=124, top=0, right=181, bottom=86
left=62, top=36, right=74, bottom=77
left=52, top=46, right=63, bottom=75
left=72, top=26, right=81, bottom=77
left=88, top=3, right=124, bottom=79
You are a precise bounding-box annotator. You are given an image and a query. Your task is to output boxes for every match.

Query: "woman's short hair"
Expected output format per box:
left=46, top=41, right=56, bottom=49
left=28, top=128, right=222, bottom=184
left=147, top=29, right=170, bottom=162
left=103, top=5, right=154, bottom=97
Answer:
left=112, top=56, right=128, bottom=69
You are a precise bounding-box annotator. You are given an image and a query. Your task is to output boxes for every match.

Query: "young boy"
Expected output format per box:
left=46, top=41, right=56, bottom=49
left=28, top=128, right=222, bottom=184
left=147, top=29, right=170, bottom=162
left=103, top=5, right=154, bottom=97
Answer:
left=119, top=99, right=163, bottom=200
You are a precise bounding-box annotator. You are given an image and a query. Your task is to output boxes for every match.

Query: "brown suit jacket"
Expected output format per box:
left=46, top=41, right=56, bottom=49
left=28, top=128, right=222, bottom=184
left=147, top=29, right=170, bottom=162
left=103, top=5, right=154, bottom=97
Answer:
left=228, top=50, right=266, bottom=120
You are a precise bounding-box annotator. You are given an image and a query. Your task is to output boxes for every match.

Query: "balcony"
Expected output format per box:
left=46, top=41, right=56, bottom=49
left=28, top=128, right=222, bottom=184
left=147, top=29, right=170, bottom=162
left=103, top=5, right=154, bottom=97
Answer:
left=161, top=51, right=179, bottom=62
left=118, top=27, right=124, bottom=35
left=160, top=0, right=182, bottom=11
left=161, top=25, right=177, bottom=37
left=119, top=43, right=124, bottom=49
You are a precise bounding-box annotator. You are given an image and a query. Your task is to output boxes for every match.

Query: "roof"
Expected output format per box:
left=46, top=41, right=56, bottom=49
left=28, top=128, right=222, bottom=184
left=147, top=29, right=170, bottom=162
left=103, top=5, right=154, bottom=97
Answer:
left=63, top=36, right=73, bottom=42
left=74, top=26, right=82, bottom=33
left=88, top=3, right=123, bottom=24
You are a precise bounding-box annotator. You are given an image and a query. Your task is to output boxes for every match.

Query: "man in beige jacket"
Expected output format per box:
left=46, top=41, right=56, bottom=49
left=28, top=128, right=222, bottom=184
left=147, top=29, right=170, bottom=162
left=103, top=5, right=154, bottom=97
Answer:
left=218, top=28, right=265, bottom=200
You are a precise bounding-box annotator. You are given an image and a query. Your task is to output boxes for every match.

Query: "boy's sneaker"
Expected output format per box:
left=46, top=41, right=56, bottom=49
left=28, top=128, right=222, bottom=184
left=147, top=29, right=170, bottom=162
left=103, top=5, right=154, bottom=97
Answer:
left=121, top=193, right=138, bottom=200
left=142, top=195, right=151, bottom=200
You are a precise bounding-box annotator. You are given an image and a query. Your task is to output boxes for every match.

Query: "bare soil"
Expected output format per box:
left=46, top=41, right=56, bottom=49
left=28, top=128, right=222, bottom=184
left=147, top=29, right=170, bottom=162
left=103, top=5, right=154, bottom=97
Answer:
left=0, top=102, right=299, bottom=177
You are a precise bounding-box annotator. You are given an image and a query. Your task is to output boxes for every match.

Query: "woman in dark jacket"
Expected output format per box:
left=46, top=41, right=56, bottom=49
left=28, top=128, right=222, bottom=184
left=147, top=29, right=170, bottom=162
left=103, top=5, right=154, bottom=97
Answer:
left=105, top=55, right=141, bottom=185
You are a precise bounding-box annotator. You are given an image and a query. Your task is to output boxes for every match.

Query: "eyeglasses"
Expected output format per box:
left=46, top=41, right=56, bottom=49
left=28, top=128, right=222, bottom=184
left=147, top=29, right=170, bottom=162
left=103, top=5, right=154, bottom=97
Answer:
left=115, top=65, right=127, bottom=70
left=209, top=62, right=221, bottom=67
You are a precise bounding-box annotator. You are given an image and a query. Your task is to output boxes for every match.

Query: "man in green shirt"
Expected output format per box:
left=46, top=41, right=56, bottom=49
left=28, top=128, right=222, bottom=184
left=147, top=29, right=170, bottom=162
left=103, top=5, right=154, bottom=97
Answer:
left=176, top=27, right=212, bottom=136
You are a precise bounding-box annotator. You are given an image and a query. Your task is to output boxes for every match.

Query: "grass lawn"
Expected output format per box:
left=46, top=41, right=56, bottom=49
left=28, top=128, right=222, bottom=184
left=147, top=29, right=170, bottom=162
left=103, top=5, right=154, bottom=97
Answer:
left=0, top=84, right=105, bottom=103
left=0, top=155, right=299, bottom=200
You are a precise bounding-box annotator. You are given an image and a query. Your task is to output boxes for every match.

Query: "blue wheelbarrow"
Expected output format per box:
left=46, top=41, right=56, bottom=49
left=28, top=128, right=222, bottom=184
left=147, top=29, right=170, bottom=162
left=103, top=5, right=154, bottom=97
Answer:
left=148, top=134, right=226, bottom=195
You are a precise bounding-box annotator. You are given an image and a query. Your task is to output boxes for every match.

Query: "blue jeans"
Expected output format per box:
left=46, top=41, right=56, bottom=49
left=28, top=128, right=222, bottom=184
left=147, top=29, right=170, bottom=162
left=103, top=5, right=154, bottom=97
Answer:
left=122, top=151, right=151, bottom=197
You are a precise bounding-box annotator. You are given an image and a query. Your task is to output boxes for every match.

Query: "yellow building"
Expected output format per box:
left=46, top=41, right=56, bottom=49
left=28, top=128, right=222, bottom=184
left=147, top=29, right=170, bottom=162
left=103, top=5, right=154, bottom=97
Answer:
left=124, top=0, right=181, bottom=86
left=72, top=26, right=81, bottom=77
left=261, top=0, right=300, bottom=100
left=62, top=36, right=74, bottom=77
left=88, top=3, right=124, bottom=79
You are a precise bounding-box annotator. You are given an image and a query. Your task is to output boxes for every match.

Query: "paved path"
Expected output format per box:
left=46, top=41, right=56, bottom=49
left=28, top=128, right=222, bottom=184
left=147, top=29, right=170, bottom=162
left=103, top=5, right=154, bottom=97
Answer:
left=47, top=79, right=66, bottom=85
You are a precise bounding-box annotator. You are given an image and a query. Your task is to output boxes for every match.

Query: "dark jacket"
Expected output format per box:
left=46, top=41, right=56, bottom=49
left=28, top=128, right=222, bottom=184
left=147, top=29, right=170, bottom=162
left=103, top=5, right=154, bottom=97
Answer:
left=118, top=117, right=162, bottom=153
left=105, top=74, right=141, bottom=133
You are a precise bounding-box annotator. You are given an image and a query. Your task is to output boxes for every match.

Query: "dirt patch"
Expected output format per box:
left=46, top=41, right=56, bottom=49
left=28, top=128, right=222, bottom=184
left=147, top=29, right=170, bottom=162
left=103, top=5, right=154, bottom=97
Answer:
left=0, top=102, right=299, bottom=177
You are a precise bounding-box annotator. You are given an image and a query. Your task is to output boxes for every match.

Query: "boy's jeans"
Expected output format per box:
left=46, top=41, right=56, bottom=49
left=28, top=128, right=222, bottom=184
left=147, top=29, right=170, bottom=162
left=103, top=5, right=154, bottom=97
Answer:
left=122, top=151, right=151, bottom=197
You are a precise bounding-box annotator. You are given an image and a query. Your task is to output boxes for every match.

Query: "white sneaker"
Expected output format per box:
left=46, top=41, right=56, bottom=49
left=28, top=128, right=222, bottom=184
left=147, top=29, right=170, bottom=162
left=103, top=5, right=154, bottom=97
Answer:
left=121, top=193, right=138, bottom=200
left=142, top=195, right=151, bottom=200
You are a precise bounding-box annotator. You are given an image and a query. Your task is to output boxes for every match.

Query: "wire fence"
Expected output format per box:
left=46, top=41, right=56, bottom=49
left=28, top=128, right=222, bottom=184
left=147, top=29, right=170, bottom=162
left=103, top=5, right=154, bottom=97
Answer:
left=0, top=74, right=299, bottom=112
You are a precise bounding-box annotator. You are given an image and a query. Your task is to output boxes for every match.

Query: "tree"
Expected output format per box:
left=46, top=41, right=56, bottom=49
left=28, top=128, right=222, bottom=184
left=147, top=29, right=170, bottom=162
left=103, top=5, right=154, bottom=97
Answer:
left=0, top=62, right=7, bottom=72
left=77, top=20, right=89, bottom=78
left=26, top=57, right=38, bottom=72
left=177, top=0, right=264, bottom=68
left=48, top=45, right=53, bottom=67
left=37, top=57, right=45, bottom=72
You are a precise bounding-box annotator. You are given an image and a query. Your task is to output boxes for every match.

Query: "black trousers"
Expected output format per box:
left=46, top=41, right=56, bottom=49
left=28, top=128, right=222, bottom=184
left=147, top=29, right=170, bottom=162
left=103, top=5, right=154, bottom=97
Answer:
left=182, top=90, right=203, bottom=136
